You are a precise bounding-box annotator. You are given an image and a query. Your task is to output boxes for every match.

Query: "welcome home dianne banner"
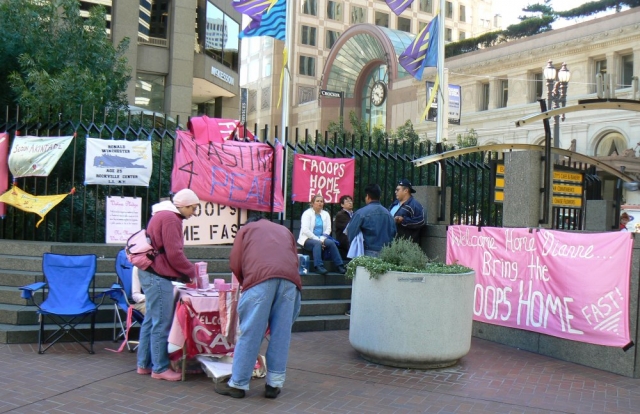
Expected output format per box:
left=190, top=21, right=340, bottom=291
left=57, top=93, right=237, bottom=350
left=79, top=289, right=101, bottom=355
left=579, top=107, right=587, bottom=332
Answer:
left=8, top=135, right=73, bottom=178
left=84, top=138, right=153, bottom=186
left=447, top=225, right=633, bottom=347
left=171, top=131, right=284, bottom=212
left=291, top=154, right=355, bottom=203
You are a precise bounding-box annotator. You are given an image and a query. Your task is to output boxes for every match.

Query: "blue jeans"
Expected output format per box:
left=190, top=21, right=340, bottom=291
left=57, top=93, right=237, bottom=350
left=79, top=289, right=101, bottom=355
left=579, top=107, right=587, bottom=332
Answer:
left=229, top=278, right=301, bottom=390
left=304, top=239, right=343, bottom=268
left=136, top=269, right=175, bottom=374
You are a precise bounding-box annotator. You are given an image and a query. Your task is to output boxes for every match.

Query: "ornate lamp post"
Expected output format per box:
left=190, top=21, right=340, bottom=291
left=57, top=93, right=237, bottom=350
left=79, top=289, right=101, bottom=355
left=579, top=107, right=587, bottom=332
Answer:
left=543, top=60, right=571, bottom=149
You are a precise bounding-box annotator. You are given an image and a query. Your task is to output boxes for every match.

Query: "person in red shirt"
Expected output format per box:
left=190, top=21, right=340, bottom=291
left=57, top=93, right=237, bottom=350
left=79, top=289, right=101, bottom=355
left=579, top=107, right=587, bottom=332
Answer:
left=215, top=215, right=301, bottom=399
left=136, top=188, right=199, bottom=382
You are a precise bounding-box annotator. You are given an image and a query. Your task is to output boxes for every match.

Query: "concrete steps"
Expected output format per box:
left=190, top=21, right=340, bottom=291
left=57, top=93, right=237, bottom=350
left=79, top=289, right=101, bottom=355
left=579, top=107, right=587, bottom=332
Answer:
left=0, top=239, right=352, bottom=344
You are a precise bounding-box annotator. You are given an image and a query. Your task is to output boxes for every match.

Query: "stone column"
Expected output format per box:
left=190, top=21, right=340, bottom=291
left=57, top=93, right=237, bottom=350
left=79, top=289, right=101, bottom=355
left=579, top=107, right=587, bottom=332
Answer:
left=111, top=1, right=139, bottom=105
left=502, top=151, right=543, bottom=228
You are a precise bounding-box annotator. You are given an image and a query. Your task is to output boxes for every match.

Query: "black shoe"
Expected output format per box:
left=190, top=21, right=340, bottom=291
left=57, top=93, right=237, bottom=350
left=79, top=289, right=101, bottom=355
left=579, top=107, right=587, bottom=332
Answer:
left=337, top=265, right=347, bottom=274
left=215, top=381, right=246, bottom=399
left=265, top=384, right=281, bottom=399
left=315, top=265, right=328, bottom=275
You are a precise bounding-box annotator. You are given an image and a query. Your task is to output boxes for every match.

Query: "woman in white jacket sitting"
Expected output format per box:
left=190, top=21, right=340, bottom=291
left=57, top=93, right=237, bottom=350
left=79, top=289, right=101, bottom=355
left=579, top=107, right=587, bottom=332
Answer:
left=297, top=194, right=346, bottom=275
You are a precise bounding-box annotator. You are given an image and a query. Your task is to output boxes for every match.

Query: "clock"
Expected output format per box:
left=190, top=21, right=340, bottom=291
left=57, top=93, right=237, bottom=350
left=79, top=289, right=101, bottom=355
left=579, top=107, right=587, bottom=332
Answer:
left=370, top=81, right=387, bottom=106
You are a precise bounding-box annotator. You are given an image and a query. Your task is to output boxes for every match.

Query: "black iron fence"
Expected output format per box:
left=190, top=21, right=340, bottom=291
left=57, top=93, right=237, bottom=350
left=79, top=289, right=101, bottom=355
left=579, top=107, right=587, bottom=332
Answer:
left=0, top=108, right=564, bottom=243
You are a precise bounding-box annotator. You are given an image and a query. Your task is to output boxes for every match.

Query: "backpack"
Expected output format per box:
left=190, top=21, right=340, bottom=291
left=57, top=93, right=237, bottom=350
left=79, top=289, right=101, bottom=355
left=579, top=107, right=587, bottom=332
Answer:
left=125, top=229, right=162, bottom=270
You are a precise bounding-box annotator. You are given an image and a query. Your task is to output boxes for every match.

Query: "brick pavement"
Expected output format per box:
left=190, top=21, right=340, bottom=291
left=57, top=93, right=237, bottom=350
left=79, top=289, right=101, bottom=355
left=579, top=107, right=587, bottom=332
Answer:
left=2, top=331, right=640, bottom=414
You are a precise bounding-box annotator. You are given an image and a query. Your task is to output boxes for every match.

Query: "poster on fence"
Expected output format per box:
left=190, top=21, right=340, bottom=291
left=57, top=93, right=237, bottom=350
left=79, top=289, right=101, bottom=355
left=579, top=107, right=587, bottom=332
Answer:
left=0, top=133, right=8, bottom=217
left=84, top=138, right=153, bottom=186
left=447, top=225, right=633, bottom=347
left=105, top=196, right=142, bottom=244
left=171, top=131, right=284, bottom=213
left=8, top=135, right=74, bottom=178
left=291, top=154, right=355, bottom=203
left=183, top=201, right=248, bottom=245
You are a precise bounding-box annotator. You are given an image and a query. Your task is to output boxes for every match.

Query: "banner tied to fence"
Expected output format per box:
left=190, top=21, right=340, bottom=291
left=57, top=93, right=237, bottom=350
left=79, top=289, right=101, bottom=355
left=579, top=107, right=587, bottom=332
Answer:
left=291, top=154, right=355, bottom=203
left=84, top=138, right=153, bottom=186
left=446, top=225, right=633, bottom=347
left=8, top=135, right=74, bottom=178
left=0, top=132, right=9, bottom=217
left=171, top=131, right=284, bottom=212
left=0, top=185, right=72, bottom=227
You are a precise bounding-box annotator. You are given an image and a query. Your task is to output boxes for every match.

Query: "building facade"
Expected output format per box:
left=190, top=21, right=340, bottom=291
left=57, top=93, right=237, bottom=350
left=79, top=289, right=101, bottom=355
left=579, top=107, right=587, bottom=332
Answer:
left=81, top=0, right=242, bottom=122
left=240, top=0, right=501, bottom=133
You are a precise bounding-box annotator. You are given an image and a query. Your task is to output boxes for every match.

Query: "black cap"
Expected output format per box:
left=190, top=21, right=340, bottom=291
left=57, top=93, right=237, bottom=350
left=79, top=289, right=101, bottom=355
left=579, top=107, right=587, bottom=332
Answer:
left=398, top=178, right=416, bottom=193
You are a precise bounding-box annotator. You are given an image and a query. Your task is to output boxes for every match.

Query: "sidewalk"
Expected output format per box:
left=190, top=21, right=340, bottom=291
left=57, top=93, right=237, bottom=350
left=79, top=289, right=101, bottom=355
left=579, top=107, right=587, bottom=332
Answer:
left=2, top=330, right=640, bottom=414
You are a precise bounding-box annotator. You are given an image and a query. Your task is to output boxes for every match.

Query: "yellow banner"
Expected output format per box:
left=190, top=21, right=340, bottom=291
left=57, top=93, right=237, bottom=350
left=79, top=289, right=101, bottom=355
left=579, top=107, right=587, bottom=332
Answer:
left=552, top=196, right=582, bottom=207
left=552, top=184, right=582, bottom=195
left=0, top=185, right=71, bottom=227
left=553, top=171, right=582, bottom=183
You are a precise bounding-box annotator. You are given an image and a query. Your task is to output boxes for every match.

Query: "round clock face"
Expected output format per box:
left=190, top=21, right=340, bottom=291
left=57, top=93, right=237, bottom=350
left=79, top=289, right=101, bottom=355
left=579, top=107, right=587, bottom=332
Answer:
left=371, top=81, right=387, bottom=106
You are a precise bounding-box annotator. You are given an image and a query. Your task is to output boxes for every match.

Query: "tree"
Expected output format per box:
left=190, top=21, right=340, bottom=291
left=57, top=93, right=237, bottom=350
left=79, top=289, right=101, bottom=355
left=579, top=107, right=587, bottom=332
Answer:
left=0, top=0, right=131, bottom=120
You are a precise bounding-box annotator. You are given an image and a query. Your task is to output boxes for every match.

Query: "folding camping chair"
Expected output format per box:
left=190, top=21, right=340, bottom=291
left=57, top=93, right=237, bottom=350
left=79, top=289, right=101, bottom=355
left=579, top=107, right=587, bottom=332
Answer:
left=112, top=249, right=145, bottom=352
left=19, top=253, right=100, bottom=354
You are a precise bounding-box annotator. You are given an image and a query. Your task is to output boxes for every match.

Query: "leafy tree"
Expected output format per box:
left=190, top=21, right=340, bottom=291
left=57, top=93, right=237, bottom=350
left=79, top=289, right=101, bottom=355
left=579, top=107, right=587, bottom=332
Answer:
left=0, top=0, right=131, bottom=120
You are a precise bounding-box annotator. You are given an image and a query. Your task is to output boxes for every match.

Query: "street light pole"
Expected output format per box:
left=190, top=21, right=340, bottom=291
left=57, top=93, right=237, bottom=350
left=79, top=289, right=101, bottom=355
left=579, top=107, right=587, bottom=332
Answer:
left=543, top=60, right=571, bottom=151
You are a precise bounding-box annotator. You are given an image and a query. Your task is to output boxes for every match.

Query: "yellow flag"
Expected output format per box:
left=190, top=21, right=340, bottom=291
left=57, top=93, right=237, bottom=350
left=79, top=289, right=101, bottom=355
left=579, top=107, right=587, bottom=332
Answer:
left=278, top=47, right=288, bottom=108
left=421, top=74, right=439, bottom=122
left=0, top=185, right=72, bottom=227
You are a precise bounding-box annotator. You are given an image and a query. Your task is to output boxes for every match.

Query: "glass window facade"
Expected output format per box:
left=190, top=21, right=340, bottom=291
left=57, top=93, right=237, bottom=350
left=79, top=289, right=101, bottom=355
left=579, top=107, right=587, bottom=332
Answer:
left=351, top=6, right=366, bottom=23
left=138, top=0, right=169, bottom=40
left=621, top=54, right=633, bottom=88
left=202, top=1, right=240, bottom=71
left=326, top=30, right=341, bottom=49
left=375, top=11, right=389, bottom=28
left=419, top=0, right=432, bottom=14
left=397, top=17, right=411, bottom=32
left=459, top=5, right=466, bottom=22
left=301, top=26, right=317, bottom=46
left=445, top=1, right=453, bottom=18
left=135, top=73, right=165, bottom=113
left=327, top=1, right=343, bottom=21
left=303, top=0, right=317, bottom=16
left=299, top=55, right=316, bottom=76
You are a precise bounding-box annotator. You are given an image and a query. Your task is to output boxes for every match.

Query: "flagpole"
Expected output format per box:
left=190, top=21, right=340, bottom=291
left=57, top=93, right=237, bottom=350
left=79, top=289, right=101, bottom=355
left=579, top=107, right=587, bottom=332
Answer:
left=436, top=0, right=445, bottom=186
left=279, top=0, right=293, bottom=220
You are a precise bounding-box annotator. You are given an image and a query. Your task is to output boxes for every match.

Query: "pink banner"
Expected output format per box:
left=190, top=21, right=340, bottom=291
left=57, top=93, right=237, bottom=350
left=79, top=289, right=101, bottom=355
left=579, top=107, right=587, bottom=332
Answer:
left=447, top=225, right=633, bottom=347
left=187, top=116, right=254, bottom=145
left=0, top=133, right=8, bottom=217
left=291, top=154, right=355, bottom=203
left=171, top=131, right=283, bottom=212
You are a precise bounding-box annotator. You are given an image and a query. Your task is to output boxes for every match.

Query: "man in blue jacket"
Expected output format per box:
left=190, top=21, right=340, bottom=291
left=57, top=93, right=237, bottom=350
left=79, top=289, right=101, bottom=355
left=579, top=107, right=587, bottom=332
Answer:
left=389, top=178, right=425, bottom=244
left=346, top=183, right=396, bottom=257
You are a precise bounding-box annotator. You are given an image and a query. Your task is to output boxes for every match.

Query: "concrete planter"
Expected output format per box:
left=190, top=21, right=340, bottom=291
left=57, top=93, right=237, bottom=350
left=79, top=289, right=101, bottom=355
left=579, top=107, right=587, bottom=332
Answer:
left=349, top=266, right=475, bottom=369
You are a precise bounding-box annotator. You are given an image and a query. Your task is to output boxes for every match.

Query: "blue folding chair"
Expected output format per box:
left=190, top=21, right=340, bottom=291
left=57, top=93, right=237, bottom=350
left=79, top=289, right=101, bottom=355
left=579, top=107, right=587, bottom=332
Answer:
left=19, top=253, right=100, bottom=354
left=112, top=249, right=145, bottom=352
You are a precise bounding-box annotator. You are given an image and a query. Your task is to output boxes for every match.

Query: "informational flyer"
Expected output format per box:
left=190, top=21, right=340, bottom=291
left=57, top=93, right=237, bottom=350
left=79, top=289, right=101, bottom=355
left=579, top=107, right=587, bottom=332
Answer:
left=105, top=196, right=142, bottom=244
left=85, top=138, right=153, bottom=186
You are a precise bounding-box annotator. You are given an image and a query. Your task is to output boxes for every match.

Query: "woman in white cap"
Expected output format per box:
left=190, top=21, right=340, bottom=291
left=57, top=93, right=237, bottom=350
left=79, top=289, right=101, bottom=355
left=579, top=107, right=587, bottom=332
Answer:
left=136, top=188, right=200, bottom=381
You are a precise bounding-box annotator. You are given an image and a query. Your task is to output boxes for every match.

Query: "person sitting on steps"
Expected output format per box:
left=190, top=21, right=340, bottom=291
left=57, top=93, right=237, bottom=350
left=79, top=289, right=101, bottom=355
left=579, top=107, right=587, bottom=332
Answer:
left=297, top=194, right=346, bottom=275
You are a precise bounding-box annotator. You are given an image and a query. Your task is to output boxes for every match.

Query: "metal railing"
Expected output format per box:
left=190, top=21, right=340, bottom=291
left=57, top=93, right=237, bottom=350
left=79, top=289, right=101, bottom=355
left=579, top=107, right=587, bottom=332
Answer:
left=0, top=109, right=504, bottom=242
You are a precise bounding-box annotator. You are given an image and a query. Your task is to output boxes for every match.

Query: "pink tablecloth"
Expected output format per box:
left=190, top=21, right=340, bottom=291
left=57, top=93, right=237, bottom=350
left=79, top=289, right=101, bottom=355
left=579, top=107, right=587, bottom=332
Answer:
left=168, top=288, right=234, bottom=358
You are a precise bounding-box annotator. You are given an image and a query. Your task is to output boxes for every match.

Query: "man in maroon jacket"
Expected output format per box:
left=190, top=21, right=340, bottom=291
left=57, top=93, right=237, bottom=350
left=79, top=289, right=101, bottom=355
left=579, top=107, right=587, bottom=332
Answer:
left=215, top=216, right=301, bottom=399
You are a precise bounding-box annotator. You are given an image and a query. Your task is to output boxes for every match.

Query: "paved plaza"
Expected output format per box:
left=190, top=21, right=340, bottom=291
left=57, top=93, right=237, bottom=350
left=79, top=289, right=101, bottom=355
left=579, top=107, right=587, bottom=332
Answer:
left=2, top=330, right=640, bottom=414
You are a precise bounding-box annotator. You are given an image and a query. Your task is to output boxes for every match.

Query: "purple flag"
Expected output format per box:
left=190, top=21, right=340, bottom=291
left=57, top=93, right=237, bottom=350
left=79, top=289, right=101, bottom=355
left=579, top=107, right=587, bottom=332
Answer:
left=399, top=16, right=439, bottom=80
left=385, top=0, right=415, bottom=15
left=232, top=0, right=272, bottom=20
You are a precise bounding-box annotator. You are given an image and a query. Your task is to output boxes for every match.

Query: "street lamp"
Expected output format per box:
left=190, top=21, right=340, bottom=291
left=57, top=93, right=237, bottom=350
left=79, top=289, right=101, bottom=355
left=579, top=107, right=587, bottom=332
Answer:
left=543, top=60, right=571, bottom=149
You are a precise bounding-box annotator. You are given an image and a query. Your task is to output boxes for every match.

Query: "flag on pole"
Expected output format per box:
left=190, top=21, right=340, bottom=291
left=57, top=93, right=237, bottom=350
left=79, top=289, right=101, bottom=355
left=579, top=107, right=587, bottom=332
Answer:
left=399, top=16, right=439, bottom=80
left=385, top=0, right=415, bottom=16
left=234, top=0, right=286, bottom=41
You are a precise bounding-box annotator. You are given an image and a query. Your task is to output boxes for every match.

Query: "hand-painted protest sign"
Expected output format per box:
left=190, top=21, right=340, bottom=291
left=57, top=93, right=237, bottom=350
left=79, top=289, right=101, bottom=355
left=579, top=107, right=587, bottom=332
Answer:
left=84, top=138, right=153, bottom=186
left=171, top=131, right=284, bottom=213
left=105, top=196, right=142, bottom=244
left=187, top=116, right=254, bottom=145
left=8, top=135, right=73, bottom=178
left=0, top=185, right=72, bottom=227
left=0, top=133, right=9, bottom=217
left=183, top=202, right=248, bottom=245
left=291, top=154, right=355, bottom=203
left=447, top=225, right=633, bottom=347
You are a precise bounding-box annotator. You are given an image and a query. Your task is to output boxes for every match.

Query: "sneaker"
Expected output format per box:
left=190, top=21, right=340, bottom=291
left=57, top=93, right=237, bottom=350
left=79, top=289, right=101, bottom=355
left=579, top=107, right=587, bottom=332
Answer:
left=151, top=369, right=182, bottom=381
left=137, top=367, right=152, bottom=375
left=215, top=381, right=246, bottom=399
left=337, top=265, right=347, bottom=274
left=315, top=265, right=328, bottom=275
left=265, top=384, right=281, bottom=399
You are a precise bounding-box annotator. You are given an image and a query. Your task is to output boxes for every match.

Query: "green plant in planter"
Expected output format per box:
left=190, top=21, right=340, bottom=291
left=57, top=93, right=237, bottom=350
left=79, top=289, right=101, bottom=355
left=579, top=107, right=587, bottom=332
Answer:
left=345, top=237, right=473, bottom=279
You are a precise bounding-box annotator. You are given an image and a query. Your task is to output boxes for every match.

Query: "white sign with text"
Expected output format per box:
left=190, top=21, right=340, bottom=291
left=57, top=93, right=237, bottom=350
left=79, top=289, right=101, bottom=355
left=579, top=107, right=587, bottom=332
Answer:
left=183, top=202, right=247, bottom=245
left=106, top=196, right=142, bottom=244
